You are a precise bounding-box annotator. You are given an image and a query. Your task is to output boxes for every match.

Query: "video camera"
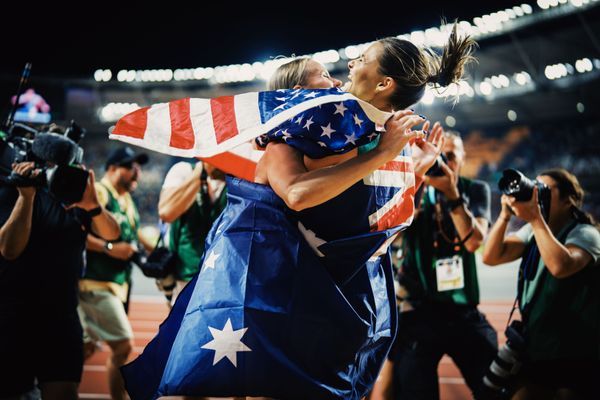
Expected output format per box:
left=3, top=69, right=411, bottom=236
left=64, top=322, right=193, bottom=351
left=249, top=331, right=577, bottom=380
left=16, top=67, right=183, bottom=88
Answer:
left=0, top=63, right=89, bottom=205
left=498, top=168, right=551, bottom=221
left=0, top=121, right=89, bottom=205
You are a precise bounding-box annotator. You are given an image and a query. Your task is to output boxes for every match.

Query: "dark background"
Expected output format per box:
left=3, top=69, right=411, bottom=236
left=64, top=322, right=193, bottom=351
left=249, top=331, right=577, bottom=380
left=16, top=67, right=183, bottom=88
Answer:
left=2, top=1, right=524, bottom=78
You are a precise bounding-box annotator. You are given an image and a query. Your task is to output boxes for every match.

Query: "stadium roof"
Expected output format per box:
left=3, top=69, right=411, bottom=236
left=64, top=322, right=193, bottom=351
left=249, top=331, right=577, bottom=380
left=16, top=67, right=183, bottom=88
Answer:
left=2, top=0, right=530, bottom=78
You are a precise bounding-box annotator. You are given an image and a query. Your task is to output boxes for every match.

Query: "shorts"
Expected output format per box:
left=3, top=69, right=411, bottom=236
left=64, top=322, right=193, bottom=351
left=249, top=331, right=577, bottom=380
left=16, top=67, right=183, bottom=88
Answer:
left=78, top=289, right=134, bottom=343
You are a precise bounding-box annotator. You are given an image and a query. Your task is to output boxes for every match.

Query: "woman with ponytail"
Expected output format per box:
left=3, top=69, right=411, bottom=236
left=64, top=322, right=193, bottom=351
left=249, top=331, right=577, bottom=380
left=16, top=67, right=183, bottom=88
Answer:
left=483, top=168, right=600, bottom=398
left=122, top=25, right=476, bottom=400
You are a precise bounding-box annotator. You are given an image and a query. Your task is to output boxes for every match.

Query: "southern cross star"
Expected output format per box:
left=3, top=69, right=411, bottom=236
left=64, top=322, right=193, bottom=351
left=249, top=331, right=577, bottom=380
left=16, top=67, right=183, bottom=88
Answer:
left=203, top=250, right=220, bottom=269
left=201, top=318, right=252, bottom=367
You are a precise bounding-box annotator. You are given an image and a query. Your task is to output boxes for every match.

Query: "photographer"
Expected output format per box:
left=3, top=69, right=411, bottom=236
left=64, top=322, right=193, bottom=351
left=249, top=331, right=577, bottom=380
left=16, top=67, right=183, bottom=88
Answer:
left=483, top=169, right=600, bottom=398
left=77, top=146, right=151, bottom=400
left=392, top=131, right=497, bottom=399
left=157, top=160, right=226, bottom=305
left=0, top=161, right=120, bottom=400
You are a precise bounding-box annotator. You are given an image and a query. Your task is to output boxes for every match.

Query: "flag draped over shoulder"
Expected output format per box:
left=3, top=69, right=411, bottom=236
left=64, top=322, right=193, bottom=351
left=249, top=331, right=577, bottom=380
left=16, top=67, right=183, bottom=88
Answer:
left=118, top=88, right=416, bottom=399
left=109, top=88, right=391, bottom=180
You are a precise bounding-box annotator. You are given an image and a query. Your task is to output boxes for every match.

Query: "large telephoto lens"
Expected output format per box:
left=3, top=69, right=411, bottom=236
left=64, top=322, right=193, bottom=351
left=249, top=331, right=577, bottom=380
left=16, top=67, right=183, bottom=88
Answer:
left=498, top=169, right=536, bottom=202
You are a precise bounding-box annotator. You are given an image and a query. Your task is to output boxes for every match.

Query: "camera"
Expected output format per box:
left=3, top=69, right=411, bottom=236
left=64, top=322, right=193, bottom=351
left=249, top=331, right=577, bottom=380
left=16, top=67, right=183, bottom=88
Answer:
left=0, top=120, right=89, bottom=205
left=498, top=169, right=551, bottom=221
left=425, top=153, right=449, bottom=177
left=483, top=320, right=527, bottom=396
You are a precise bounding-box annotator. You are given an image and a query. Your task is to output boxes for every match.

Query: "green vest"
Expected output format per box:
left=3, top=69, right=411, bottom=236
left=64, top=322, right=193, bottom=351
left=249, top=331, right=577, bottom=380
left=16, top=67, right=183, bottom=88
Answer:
left=84, top=182, right=140, bottom=284
left=520, top=221, right=600, bottom=361
left=169, top=183, right=227, bottom=281
left=402, top=177, right=480, bottom=305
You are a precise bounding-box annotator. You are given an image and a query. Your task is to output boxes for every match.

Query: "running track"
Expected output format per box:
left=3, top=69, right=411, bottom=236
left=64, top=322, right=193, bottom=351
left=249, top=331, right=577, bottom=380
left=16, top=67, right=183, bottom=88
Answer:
left=78, top=299, right=515, bottom=399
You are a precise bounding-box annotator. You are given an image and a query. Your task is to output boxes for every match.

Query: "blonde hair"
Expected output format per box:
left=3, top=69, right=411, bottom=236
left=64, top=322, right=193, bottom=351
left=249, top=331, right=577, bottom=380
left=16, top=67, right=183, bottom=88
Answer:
left=267, top=57, right=311, bottom=90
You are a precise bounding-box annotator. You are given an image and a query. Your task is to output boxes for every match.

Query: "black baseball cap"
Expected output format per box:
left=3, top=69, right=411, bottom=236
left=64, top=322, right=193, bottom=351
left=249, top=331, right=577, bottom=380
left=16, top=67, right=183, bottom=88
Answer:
left=105, top=146, right=149, bottom=170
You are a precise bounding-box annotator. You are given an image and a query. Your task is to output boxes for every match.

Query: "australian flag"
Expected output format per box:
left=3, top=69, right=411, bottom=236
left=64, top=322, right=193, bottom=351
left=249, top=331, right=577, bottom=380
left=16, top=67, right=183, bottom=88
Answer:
left=118, top=88, right=415, bottom=399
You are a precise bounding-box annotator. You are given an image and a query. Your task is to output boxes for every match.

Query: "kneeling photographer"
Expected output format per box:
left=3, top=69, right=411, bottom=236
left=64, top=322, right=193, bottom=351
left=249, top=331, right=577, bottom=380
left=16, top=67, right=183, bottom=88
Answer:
left=483, top=168, right=600, bottom=399
left=0, top=134, right=121, bottom=398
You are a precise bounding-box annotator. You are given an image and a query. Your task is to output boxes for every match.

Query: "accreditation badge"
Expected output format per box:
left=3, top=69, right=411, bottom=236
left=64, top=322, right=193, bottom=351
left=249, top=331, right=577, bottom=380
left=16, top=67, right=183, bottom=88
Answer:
left=435, top=256, right=465, bottom=292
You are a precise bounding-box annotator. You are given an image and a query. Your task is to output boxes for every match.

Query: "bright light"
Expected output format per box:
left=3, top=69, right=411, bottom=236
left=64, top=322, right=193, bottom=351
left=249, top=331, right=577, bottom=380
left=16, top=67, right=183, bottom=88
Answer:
left=570, top=0, right=584, bottom=6
left=345, top=45, right=360, bottom=59
left=507, top=110, right=517, bottom=121
left=313, top=50, right=339, bottom=64
left=577, top=102, right=585, bottom=113
left=480, top=81, right=493, bottom=95
left=575, top=58, right=593, bottom=73
left=100, top=102, right=141, bottom=122
left=445, top=115, right=456, bottom=127
left=538, top=0, right=550, bottom=9
left=410, top=30, right=426, bottom=46
left=544, top=64, right=568, bottom=80
left=102, top=70, right=112, bottom=82
left=425, top=27, right=447, bottom=47
left=117, top=70, right=128, bottom=82
left=521, top=3, right=533, bottom=13
left=421, top=87, right=435, bottom=105
left=513, top=6, right=525, bottom=16
left=514, top=71, right=531, bottom=85
left=94, top=69, right=104, bottom=82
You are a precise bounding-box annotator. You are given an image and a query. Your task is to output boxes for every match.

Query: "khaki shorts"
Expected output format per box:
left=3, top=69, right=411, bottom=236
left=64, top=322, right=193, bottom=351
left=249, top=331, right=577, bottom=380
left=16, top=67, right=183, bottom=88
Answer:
left=78, top=289, right=134, bottom=343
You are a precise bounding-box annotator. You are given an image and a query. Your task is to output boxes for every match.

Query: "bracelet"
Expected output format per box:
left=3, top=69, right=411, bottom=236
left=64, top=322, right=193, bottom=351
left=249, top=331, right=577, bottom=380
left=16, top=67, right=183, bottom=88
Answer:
left=88, top=206, right=102, bottom=217
left=447, top=196, right=464, bottom=211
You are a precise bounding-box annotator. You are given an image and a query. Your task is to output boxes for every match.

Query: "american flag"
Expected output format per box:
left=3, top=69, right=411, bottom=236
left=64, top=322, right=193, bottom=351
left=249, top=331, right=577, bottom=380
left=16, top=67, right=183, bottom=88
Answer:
left=110, top=88, right=417, bottom=231
left=110, top=88, right=391, bottom=181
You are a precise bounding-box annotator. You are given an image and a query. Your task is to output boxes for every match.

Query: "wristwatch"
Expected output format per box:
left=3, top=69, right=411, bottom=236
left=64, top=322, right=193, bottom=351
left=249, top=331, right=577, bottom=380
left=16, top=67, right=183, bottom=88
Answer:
left=104, top=241, right=113, bottom=252
left=446, top=196, right=465, bottom=211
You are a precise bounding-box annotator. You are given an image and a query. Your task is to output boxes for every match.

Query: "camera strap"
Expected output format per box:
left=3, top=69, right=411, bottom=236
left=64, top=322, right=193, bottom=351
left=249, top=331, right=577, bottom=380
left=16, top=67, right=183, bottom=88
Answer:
left=154, top=221, right=168, bottom=249
left=506, top=220, right=578, bottom=329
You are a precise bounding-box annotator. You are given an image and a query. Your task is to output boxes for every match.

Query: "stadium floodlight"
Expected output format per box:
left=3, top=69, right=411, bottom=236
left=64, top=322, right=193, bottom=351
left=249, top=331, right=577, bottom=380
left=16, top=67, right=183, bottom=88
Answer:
left=480, top=81, right=493, bottom=95
left=445, top=115, right=456, bottom=127
left=421, top=87, right=435, bottom=105
left=507, top=109, right=517, bottom=121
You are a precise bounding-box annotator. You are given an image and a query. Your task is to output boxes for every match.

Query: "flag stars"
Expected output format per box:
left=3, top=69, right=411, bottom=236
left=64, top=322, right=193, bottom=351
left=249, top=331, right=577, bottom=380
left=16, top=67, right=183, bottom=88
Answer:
left=334, top=102, right=348, bottom=116
left=204, top=250, right=220, bottom=269
left=368, top=132, right=378, bottom=141
left=303, top=91, right=318, bottom=99
left=353, top=114, right=364, bottom=127
left=275, top=97, right=287, bottom=102
left=273, top=102, right=287, bottom=111
left=295, top=115, right=303, bottom=125
left=281, top=129, right=292, bottom=141
left=345, top=132, right=358, bottom=145
left=303, top=116, right=314, bottom=130
left=201, top=318, right=252, bottom=368
left=320, top=123, right=336, bottom=139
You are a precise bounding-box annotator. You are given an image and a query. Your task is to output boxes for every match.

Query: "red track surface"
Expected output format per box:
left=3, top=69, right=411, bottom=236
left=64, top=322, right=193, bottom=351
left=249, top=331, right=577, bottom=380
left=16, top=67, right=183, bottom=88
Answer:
left=79, top=300, right=515, bottom=400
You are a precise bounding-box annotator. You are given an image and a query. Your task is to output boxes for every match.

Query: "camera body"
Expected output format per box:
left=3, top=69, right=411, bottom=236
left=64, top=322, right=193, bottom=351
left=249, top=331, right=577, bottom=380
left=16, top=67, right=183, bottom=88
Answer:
left=425, top=152, right=449, bottom=177
left=0, top=120, right=88, bottom=205
left=498, top=169, right=551, bottom=221
left=483, top=320, right=527, bottom=395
